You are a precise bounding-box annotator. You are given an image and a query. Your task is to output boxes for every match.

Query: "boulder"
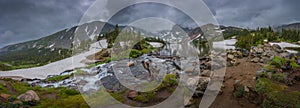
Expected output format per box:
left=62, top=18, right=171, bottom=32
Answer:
left=256, top=69, right=266, bottom=76
left=17, top=90, right=40, bottom=102
left=272, top=44, right=281, bottom=50
left=257, top=48, right=264, bottom=54
left=127, top=91, right=138, bottom=99
left=297, top=59, right=300, bottom=65
left=184, top=67, right=195, bottom=73
left=196, top=77, right=210, bottom=93
left=127, top=61, right=135, bottom=67
left=0, top=93, right=11, bottom=100
left=201, top=70, right=211, bottom=77
left=236, top=51, right=243, bottom=58
left=241, top=49, right=249, bottom=57
left=244, top=86, right=250, bottom=92
left=12, top=100, right=23, bottom=105
left=227, top=54, right=234, bottom=60
left=251, top=57, right=260, bottom=63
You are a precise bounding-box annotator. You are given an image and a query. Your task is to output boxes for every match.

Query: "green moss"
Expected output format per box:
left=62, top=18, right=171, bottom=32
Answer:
left=133, top=95, right=147, bottom=102
left=133, top=92, right=156, bottom=103
left=110, top=92, right=125, bottom=103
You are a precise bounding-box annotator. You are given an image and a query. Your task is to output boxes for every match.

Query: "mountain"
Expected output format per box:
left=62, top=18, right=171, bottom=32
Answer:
left=0, top=21, right=115, bottom=70
left=0, top=21, right=114, bottom=53
left=275, top=23, right=300, bottom=31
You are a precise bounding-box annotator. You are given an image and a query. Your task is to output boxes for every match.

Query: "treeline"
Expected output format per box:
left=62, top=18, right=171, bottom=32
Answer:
left=235, top=27, right=300, bottom=50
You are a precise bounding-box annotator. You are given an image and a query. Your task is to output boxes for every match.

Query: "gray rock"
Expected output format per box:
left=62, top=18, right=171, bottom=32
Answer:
left=227, top=54, right=234, bottom=60
left=251, top=57, right=260, bottom=63
left=17, top=90, right=40, bottom=102
left=272, top=44, right=281, bottom=50
left=201, top=70, right=211, bottom=77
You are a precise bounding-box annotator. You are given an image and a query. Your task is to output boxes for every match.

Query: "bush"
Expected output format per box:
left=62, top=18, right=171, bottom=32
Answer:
left=291, top=61, right=300, bottom=68
left=129, top=49, right=142, bottom=58
left=233, top=86, right=245, bottom=98
left=262, top=91, right=300, bottom=108
left=255, top=78, right=286, bottom=94
left=272, top=73, right=286, bottom=82
left=264, top=65, right=277, bottom=73
left=269, top=56, right=287, bottom=68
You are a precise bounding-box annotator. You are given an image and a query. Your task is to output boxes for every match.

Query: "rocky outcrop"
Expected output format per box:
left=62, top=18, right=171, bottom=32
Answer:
left=249, top=43, right=289, bottom=63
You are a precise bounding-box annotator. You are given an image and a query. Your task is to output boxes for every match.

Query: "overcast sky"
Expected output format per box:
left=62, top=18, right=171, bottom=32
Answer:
left=1, top=0, right=300, bottom=47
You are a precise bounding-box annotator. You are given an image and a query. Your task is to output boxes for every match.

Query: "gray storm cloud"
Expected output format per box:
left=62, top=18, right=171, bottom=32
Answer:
left=1, top=0, right=300, bottom=47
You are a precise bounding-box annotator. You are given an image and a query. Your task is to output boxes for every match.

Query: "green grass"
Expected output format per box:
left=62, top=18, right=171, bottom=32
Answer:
left=255, top=78, right=300, bottom=108
left=47, top=74, right=73, bottom=82
left=0, top=78, right=88, bottom=107
left=86, top=62, right=105, bottom=68
left=262, top=91, right=300, bottom=108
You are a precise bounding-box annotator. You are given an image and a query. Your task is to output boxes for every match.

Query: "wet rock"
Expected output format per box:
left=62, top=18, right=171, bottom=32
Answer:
left=17, top=90, right=40, bottom=102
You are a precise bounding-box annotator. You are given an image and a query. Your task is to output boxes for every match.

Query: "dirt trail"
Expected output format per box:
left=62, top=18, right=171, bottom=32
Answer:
left=209, top=58, right=262, bottom=108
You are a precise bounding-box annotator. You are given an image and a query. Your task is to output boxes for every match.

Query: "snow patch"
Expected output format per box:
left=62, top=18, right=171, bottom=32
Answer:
left=48, top=43, right=55, bottom=48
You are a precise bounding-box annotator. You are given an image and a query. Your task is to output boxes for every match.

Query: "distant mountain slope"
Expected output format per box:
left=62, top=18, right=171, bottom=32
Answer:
left=0, top=21, right=114, bottom=70
left=275, top=23, right=300, bottom=31
left=0, top=21, right=114, bottom=53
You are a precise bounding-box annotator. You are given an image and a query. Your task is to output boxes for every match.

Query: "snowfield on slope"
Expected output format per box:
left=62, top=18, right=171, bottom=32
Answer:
left=0, top=40, right=107, bottom=79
